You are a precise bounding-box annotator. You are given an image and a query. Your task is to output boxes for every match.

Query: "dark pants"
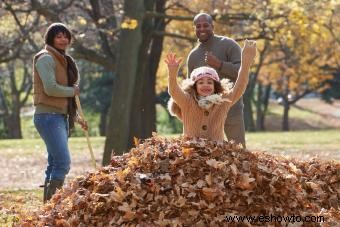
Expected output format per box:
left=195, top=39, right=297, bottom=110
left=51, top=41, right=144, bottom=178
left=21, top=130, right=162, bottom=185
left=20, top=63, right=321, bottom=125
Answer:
left=224, top=98, right=246, bottom=148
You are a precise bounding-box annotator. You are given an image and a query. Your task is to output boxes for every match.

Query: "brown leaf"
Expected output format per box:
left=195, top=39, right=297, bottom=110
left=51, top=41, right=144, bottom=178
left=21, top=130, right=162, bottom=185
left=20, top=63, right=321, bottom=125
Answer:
left=201, top=187, right=222, bottom=201
left=236, top=173, right=256, bottom=190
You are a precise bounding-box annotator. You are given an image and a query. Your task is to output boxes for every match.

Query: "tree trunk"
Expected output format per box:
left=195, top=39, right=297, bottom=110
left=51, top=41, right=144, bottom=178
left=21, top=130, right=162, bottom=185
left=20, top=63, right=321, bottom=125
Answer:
left=282, top=97, right=290, bottom=131
left=0, top=88, right=9, bottom=138
left=127, top=0, right=157, bottom=148
left=99, top=110, right=107, bottom=136
left=4, top=111, right=22, bottom=138
left=103, top=0, right=145, bottom=164
left=140, top=0, right=166, bottom=137
left=243, top=41, right=268, bottom=132
left=127, top=0, right=166, bottom=148
left=282, top=74, right=290, bottom=131
left=1, top=62, right=27, bottom=139
left=259, top=84, right=271, bottom=130
left=243, top=74, right=256, bottom=131
left=255, top=83, right=263, bottom=131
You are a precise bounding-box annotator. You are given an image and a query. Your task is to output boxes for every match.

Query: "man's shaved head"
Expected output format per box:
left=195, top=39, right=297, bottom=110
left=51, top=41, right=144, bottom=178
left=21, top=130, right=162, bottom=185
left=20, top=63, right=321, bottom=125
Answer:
left=193, top=13, right=213, bottom=25
left=193, top=13, right=214, bottom=42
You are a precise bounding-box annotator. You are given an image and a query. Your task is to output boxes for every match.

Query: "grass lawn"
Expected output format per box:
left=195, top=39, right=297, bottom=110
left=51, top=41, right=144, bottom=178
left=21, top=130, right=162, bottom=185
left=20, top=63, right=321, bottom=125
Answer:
left=246, top=129, right=340, bottom=161
left=262, top=100, right=340, bottom=131
left=0, top=137, right=105, bottom=157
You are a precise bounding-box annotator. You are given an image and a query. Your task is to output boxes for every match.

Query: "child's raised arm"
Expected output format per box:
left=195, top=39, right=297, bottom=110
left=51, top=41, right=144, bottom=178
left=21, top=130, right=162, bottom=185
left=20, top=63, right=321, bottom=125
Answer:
left=223, top=40, right=256, bottom=105
left=165, top=53, right=190, bottom=107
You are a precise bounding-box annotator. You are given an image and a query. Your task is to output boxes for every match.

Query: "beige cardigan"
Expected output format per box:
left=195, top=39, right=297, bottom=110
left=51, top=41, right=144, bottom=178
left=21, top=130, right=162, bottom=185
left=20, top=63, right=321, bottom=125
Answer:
left=168, top=65, right=249, bottom=141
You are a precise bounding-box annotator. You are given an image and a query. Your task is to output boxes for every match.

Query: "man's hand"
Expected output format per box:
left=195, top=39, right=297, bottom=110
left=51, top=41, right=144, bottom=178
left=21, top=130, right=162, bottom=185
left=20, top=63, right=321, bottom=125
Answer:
left=205, top=52, right=222, bottom=70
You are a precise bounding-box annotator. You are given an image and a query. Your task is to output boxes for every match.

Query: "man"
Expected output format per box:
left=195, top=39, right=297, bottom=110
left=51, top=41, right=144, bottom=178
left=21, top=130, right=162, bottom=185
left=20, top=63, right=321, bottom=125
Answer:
left=187, top=13, right=246, bottom=147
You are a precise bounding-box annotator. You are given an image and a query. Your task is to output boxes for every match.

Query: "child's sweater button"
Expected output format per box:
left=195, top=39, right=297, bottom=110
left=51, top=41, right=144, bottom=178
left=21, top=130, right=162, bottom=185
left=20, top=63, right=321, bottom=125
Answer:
left=202, top=125, right=207, bottom=130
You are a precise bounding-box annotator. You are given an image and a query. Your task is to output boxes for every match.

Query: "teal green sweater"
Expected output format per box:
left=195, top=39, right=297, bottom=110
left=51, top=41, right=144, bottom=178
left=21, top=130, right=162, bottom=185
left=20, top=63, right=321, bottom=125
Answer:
left=35, top=54, right=75, bottom=114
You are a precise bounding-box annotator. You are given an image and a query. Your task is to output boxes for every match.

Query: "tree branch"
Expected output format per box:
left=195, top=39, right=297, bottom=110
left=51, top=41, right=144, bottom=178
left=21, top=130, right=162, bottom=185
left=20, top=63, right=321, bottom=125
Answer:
left=20, top=64, right=32, bottom=106
left=71, top=40, right=115, bottom=71
left=153, top=31, right=196, bottom=42
left=289, top=89, right=312, bottom=105
left=5, top=3, right=41, bottom=52
left=30, top=0, right=60, bottom=21
left=88, top=0, right=116, bottom=60
left=0, top=39, right=24, bottom=63
left=145, top=11, right=193, bottom=21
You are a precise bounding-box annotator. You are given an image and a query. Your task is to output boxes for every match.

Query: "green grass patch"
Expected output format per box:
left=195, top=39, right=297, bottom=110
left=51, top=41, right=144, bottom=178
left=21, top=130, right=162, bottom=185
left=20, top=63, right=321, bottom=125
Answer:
left=247, top=129, right=340, bottom=145
left=0, top=137, right=105, bottom=157
left=267, top=102, right=323, bottom=121
left=246, top=129, right=340, bottom=160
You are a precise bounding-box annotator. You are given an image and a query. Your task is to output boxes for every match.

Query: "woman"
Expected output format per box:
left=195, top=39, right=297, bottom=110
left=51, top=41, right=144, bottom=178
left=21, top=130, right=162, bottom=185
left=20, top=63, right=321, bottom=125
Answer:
left=165, top=40, right=256, bottom=142
left=33, top=23, right=87, bottom=203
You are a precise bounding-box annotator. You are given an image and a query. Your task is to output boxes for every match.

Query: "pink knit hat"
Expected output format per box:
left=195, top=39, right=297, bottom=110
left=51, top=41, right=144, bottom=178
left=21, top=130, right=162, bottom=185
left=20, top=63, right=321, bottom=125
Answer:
left=190, top=66, right=219, bottom=83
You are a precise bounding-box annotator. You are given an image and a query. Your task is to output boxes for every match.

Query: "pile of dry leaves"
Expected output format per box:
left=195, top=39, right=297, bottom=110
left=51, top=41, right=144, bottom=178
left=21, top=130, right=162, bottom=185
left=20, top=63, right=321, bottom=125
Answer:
left=22, top=136, right=339, bottom=226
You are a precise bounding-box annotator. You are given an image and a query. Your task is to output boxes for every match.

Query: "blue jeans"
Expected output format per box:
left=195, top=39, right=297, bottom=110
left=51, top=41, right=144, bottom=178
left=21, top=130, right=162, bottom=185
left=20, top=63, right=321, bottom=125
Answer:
left=34, top=113, right=71, bottom=181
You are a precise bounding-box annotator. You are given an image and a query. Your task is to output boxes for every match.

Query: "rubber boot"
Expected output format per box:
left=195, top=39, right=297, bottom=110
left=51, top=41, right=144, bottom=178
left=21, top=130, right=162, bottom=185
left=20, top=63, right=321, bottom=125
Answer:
left=46, top=179, right=64, bottom=201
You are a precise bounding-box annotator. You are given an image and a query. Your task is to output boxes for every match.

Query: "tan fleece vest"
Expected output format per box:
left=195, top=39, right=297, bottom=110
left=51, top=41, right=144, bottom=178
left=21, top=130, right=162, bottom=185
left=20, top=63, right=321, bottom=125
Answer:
left=33, top=45, right=68, bottom=110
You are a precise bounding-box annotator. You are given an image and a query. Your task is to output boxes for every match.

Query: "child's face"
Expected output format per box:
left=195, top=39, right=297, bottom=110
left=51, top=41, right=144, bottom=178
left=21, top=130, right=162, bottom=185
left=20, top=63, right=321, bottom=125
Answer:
left=196, top=77, right=215, bottom=96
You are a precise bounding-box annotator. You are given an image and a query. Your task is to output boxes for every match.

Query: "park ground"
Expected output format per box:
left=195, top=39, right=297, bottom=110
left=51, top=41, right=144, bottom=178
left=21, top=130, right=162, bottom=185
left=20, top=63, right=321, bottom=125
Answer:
left=0, top=98, right=339, bottom=225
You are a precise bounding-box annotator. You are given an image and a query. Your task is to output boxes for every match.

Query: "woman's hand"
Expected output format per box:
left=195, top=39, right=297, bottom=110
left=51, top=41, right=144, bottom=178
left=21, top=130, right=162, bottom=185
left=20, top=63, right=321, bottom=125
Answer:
left=164, top=53, right=182, bottom=75
left=241, top=40, right=257, bottom=66
left=76, top=116, right=88, bottom=131
left=73, top=84, right=80, bottom=96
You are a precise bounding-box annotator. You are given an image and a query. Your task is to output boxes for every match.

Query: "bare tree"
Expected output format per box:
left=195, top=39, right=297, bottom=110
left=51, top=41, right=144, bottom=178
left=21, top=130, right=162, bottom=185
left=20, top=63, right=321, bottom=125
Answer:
left=0, top=59, right=32, bottom=138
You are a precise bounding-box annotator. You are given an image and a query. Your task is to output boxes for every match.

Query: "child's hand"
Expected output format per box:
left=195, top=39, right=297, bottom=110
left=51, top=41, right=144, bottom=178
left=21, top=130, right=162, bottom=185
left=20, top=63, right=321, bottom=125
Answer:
left=164, top=53, right=182, bottom=74
left=241, top=40, right=257, bottom=66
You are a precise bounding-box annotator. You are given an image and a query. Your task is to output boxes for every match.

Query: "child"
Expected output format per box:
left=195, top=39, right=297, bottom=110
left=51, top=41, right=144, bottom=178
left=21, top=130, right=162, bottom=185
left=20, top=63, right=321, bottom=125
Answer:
left=165, top=40, right=256, bottom=142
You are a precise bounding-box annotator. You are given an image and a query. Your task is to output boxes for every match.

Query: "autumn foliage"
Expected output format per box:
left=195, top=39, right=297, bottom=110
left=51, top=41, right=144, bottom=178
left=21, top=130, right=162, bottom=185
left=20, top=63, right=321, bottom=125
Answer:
left=22, top=136, right=339, bottom=226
